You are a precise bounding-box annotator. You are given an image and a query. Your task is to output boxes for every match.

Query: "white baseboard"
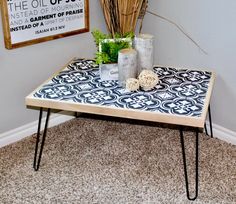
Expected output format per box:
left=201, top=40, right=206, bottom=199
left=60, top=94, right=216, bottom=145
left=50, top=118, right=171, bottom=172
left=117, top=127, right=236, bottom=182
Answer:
left=206, top=121, right=236, bottom=145
left=1, top=115, right=236, bottom=148
left=0, top=111, right=74, bottom=148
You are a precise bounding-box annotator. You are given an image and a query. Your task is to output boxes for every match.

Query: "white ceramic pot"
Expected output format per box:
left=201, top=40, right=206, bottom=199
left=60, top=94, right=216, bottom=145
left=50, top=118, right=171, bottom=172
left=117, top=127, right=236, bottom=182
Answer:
left=99, top=63, right=118, bottom=81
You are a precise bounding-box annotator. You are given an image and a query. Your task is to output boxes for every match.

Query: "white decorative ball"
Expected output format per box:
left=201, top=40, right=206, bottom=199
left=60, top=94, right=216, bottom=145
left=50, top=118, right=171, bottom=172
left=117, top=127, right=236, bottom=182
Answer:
left=126, top=78, right=140, bottom=91
left=138, top=70, right=159, bottom=91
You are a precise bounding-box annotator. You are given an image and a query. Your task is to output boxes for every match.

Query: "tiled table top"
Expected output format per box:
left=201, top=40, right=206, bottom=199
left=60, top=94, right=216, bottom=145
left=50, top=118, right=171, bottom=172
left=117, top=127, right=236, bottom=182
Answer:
left=26, top=58, right=215, bottom=128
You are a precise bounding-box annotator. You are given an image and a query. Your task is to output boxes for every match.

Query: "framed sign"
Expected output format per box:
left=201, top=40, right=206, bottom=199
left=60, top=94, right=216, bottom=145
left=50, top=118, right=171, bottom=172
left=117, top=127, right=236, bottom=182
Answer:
left=0, top=0, right=89, bottom=49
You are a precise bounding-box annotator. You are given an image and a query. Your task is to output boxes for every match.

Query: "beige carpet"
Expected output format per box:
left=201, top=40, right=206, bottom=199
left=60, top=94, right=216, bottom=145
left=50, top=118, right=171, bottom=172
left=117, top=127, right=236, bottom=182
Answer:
left=0, top=114, right=236, bottom=204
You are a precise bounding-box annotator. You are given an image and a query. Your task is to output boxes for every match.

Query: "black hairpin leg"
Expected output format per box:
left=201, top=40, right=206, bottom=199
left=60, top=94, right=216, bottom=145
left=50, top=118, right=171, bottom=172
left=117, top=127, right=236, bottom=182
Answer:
left=204, top=105, right=213, bottom=138
left=208, top=105, right=213, bottom=138
left=33, top=108, right=51, bottom=171
left=179, top=126, right=199, bottom=201
left=75, top=112, right=79, bottom=118
left=204, top=123, right=209, bottom=136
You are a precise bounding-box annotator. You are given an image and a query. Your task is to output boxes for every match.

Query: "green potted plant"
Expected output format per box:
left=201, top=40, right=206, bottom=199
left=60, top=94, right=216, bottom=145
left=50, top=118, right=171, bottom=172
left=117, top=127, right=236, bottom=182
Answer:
left=92, top=29, right=134, bottom=81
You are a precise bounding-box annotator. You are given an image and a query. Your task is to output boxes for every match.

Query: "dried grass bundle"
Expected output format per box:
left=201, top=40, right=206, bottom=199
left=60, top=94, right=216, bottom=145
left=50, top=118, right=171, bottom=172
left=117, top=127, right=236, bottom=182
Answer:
left=100, top=0, right=148, bottom=37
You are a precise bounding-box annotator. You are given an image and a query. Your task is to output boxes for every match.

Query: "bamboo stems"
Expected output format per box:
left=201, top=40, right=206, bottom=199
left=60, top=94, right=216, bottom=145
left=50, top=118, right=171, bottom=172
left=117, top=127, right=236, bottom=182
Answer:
left=100, top=0, right=148, bottom=36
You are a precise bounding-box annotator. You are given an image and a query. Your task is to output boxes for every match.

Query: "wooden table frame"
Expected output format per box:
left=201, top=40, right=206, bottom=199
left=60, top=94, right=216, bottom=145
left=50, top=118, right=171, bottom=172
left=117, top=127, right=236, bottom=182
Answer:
left=26, top=59, right=215, bottom=200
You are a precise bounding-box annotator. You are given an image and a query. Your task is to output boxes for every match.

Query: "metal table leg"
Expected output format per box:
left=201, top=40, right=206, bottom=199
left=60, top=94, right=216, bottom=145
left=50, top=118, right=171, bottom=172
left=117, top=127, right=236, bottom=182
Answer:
left=208, top=105, right=213, bottom=138
left=75, top=112, right=79, bottom=118
left=179, top=126, right=199, bottom=201
left=204, top=123, right=209, bottom=136
left=33, top=108, right=51, bottom=171
left=204, top=104, right=213, bottom=138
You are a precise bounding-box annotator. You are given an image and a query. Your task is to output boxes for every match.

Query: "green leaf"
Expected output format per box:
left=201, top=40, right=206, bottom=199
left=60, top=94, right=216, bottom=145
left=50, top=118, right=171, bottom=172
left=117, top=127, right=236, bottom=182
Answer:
left=91, top=29, right=110, bottom=47
left=91, top=29, right=134, bottom=64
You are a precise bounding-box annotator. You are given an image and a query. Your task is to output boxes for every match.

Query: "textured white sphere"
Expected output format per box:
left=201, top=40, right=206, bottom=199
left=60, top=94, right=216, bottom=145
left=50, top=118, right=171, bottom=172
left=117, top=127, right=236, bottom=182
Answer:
left=126, top=78, right=140, bottom=91
left=138, top=70, right=159, bottom=91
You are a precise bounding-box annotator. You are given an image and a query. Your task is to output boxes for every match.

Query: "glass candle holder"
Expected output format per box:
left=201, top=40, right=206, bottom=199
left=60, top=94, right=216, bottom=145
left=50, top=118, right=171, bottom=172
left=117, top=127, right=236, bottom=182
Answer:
left=134, top=34, right=154, bottom=73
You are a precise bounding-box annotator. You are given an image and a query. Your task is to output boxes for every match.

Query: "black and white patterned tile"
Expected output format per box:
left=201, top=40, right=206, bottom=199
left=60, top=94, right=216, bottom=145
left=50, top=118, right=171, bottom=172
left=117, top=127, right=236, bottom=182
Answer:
left=34, top=59, right=212, bottom=117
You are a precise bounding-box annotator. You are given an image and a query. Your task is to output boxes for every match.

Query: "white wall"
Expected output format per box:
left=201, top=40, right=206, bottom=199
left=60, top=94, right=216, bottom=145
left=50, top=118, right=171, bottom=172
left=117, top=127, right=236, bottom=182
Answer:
left=0, top=1, right=106, bottom=134
left=142, top=0, right=236, bottom=132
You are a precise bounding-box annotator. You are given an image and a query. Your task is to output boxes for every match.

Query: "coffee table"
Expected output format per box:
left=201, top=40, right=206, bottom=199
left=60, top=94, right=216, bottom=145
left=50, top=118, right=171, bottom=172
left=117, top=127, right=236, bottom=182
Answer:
left=26, top=58, right=215, bottom=200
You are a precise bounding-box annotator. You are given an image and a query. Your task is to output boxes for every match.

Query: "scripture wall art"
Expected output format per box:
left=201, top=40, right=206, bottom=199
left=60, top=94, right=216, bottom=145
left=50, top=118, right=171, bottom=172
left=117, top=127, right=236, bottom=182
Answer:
left=0, top=0, right=89, bottom=49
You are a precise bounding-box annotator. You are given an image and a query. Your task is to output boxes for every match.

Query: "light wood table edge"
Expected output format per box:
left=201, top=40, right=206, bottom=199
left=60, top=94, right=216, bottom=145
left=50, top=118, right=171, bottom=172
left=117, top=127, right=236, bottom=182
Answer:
left=26, top=96, right=204, bottom=128
left=201, top=71, right=216, bottom=123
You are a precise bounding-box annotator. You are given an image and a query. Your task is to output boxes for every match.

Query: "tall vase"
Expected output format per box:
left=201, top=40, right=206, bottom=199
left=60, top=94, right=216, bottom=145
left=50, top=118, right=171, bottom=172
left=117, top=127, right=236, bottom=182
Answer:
left=134, top=34, right=154, bottom=73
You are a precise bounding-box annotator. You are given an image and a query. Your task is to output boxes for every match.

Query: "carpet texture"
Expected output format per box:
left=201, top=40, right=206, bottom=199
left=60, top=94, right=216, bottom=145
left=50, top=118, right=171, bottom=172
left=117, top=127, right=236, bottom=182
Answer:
left=0, top=114, right=236, bottom=204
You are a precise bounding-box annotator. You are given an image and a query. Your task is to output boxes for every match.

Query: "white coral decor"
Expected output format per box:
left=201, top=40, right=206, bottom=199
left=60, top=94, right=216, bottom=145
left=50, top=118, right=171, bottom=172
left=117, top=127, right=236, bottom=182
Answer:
left=138, top=70, right=159, bottom=91
left=126, top=78, right=139, bottom=91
